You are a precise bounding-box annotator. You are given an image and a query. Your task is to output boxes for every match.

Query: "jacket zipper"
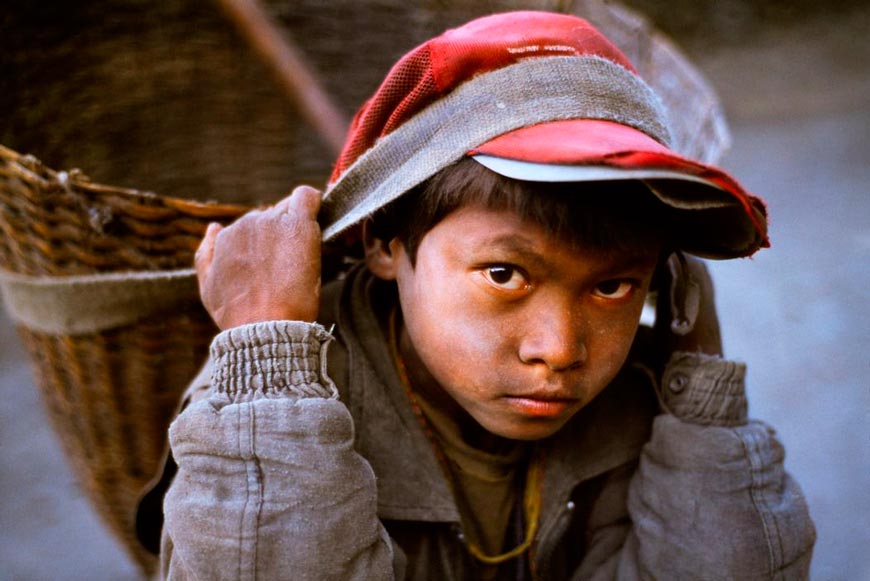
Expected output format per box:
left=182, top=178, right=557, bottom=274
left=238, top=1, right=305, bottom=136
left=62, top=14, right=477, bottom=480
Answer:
left=531, top=496, right=574, bottom=581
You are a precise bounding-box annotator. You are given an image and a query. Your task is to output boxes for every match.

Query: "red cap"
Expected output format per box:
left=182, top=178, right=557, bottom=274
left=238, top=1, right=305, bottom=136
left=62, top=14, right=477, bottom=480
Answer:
left=321, top=11, right=768, bottom=258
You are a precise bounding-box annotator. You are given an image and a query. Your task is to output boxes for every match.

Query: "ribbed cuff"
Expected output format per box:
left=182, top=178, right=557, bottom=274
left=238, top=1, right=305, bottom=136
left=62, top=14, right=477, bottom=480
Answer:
left=210, top=321, right=337, bottom=401
left=659, top=352, right=747, bottom=426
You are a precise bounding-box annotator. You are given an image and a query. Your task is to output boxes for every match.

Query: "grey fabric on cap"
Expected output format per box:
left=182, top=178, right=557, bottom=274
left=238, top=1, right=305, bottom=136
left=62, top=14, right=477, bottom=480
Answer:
left=320, top=55, right=670, bottom=240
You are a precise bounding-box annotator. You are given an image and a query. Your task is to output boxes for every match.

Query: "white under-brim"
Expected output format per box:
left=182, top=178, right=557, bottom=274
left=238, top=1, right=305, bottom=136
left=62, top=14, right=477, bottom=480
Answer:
left=471, top=154, right=737, bottom=211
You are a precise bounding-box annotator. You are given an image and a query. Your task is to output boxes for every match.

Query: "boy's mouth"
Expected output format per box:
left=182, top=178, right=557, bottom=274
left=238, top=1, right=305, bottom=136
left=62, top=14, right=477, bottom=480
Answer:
left=502, top=394, right=581, bottom=419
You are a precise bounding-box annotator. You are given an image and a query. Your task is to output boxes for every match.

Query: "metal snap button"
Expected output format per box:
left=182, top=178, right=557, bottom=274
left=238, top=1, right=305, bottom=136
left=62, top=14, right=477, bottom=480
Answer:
left=669, top=372, right=689, bottom=393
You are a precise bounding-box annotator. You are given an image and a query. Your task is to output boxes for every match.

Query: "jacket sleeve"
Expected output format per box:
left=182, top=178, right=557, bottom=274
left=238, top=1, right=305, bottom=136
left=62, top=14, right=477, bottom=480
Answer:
left=576, top=353, right=816, bottom=580
left=160, top=321, right=398, bottom=580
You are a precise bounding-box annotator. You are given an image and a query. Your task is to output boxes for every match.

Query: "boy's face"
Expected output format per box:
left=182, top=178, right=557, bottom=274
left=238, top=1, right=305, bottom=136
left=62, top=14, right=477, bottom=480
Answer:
left=379, top=204, right=659, bottom=442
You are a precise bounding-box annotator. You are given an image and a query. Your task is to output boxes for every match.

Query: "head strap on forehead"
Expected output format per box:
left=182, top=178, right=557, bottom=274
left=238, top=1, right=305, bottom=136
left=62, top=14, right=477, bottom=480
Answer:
left=320, top=11, right=769, bottom=258
left=321, top=55, right=670, bottom=240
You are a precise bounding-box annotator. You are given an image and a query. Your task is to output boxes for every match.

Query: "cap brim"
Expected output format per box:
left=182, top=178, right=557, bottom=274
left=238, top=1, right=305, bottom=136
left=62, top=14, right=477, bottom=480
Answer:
left=469, top=119, right=768, bottom=258
left=472, top=155, right=733, bottom=210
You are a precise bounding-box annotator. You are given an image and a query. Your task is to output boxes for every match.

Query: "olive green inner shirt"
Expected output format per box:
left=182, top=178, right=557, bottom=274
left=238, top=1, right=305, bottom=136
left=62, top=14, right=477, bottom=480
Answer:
left=413, top=390, right=530, bottom=575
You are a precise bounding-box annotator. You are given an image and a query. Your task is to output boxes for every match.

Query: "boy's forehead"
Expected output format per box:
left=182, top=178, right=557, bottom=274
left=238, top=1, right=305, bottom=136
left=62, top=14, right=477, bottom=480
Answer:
left=429, top=203, right=663, bottom=266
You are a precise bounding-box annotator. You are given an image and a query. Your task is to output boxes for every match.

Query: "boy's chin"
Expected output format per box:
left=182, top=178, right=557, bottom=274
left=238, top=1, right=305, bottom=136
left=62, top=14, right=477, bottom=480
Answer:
left=476, top=414, right=574, bottom=442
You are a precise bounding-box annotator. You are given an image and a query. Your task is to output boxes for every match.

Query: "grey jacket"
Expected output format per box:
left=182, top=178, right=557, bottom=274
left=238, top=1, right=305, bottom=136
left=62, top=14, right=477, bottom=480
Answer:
left=160, top=268, right=815, bottom=580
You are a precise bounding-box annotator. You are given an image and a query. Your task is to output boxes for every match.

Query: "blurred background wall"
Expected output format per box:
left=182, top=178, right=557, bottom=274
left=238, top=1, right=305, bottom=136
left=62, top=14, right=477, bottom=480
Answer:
left=2, top=1, right=868, bottom=578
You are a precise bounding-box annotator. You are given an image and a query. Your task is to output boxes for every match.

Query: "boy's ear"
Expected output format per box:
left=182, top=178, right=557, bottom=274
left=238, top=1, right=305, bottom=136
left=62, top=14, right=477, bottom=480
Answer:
left=362, top=219, right=401, bottom=280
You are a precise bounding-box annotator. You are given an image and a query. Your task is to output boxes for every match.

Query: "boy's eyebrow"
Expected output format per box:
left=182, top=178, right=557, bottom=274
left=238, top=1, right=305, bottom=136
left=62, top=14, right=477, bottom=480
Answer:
left=474, top=233, right=659, bottom=274
left=474, top=234, right=545, bottom=261
left=597, top=253, right=660, bottom=275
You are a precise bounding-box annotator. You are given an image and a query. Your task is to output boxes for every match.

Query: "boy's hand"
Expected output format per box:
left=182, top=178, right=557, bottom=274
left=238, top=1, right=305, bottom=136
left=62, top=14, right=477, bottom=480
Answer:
left=654, top=253, right=723, bottom=359
left=195, top=186, right=322, bottom=330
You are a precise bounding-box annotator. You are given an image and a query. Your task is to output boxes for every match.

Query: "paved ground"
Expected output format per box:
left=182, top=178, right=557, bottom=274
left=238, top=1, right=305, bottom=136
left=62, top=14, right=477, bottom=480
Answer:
left=1, top=6, right=868, bottom=580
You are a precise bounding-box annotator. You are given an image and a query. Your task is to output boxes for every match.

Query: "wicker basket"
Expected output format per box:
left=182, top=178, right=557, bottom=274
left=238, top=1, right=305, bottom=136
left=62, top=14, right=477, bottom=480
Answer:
left=0, top=145, right=249, bottom=574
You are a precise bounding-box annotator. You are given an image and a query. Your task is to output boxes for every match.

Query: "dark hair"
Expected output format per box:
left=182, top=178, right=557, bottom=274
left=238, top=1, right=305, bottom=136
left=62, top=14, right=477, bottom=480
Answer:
left=369, top=157, right=675, bottom=265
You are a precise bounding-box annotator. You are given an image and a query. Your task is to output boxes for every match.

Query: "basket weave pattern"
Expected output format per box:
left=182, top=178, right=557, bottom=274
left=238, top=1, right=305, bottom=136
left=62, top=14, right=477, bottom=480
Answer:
left=0, top=145, right=248, bottom=574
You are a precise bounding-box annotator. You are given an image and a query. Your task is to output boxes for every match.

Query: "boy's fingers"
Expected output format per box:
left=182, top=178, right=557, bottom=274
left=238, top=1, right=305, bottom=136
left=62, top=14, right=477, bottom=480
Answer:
left=284, top=185, right=322, bottom=219
left=195, top=222, right=222, bottom=282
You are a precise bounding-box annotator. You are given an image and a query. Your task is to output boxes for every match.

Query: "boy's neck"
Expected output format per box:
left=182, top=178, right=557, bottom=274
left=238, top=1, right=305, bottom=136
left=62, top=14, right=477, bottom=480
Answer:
left=397, top=322, right=514, bottom=454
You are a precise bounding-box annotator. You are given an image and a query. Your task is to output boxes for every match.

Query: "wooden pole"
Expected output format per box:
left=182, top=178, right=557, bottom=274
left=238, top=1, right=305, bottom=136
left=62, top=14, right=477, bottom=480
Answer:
left=215, top=0, right=349, bottom=157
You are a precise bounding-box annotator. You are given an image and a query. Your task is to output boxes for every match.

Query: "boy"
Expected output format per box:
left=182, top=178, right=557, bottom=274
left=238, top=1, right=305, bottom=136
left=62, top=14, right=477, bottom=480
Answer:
left=161, top=11, right=815, bottom=580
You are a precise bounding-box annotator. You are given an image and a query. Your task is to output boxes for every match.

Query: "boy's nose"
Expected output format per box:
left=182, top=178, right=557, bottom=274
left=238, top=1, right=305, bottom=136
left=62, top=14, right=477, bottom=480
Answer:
left=518, top=306, right=588, bottom=371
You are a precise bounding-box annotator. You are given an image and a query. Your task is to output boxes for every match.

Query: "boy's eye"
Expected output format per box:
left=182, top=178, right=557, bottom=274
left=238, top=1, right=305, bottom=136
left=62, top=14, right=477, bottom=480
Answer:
left=481, top=265, right=529, bottom=291
left=592, top=279, right=635, bottom=300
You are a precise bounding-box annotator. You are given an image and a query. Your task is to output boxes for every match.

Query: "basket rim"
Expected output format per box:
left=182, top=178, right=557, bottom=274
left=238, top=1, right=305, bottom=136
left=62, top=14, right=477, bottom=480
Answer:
left=0, top=144, right=252, bottom=218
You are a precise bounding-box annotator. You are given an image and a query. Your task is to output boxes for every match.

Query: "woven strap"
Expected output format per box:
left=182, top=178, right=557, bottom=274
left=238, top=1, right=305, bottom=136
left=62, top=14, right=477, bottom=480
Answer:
left=321, top=55, right=670, bottom=239
left=0, top=268, right=200, bottom=335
